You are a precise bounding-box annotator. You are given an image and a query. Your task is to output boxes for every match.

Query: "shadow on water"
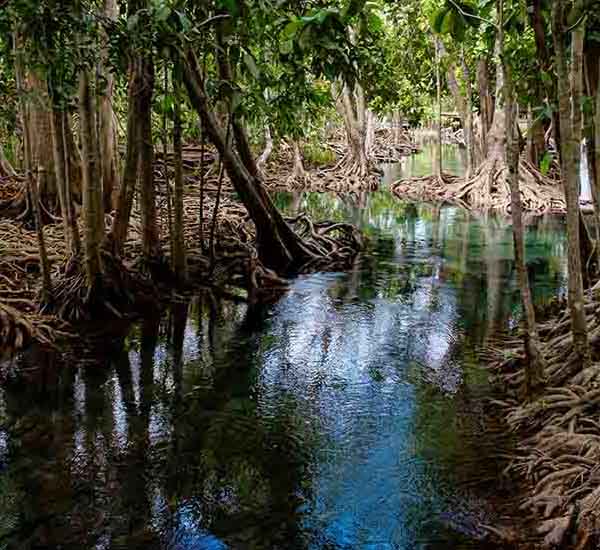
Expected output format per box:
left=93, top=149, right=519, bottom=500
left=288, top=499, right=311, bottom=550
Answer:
left=0, top=150, right=569, bottom=549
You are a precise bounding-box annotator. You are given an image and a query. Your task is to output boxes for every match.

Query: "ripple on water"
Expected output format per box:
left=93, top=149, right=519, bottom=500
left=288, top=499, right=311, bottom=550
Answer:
left=0, top=191, right=568, bottom=548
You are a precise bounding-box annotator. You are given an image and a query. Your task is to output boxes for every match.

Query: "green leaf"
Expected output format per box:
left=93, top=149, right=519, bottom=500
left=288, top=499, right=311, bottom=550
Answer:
left=282, top=20, right=300, bottom=39
left=280, top=39, right=294, bottom=55
left=243, top=51, right=260, bottom=80
left=156, top=5, right=170, bottom=21
left=430, top=7, right=450, bottom=34
left=127, top=14, right=139, bottom=31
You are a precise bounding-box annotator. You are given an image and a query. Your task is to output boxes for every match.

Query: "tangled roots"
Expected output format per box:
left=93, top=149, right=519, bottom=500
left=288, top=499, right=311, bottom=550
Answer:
left=392, top=157, right=566, bottom=214
left=486, top=283, right=600, bottom=548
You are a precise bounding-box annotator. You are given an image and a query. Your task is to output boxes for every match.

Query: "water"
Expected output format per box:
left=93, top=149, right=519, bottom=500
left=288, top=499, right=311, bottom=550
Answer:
left=0, top=148, right=568, bottom=549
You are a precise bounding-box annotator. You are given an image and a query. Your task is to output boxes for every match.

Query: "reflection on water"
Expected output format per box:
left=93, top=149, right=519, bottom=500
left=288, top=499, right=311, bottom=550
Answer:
left=381, top=144, right=467, bottom=186
left=0, top=180, right=568, bottom=548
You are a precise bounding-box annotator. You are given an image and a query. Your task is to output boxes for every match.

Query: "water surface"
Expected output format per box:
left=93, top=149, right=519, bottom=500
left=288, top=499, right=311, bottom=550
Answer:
left=0, top=152, right=568, bottom=549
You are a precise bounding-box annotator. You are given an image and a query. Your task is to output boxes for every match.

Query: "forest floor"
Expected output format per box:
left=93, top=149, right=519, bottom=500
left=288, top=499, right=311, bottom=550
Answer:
left=483, top=288, right=600, bottom=549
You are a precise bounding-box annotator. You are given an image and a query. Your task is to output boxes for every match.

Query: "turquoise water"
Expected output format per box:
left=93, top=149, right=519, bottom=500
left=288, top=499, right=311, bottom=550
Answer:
left=0, top=151, right=568, bottom=549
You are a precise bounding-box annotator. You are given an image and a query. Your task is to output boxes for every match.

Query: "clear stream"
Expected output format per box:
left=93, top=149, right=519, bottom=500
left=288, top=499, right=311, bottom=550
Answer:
left=0, top=146, right=569, bottom=549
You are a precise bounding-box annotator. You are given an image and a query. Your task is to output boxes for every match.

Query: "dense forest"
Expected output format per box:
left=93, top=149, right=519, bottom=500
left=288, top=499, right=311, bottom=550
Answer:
left=1, top=0, right=600, bottom=548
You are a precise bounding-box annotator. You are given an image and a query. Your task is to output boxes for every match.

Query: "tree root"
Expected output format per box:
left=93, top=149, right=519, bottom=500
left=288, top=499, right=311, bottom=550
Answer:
left=486, top=285, right=600, bottom=548
left=392, top=173, right=462, bottom=205
left=0, top=301, right=55, bottom=354
left=392, top=156, right=566, bottom=214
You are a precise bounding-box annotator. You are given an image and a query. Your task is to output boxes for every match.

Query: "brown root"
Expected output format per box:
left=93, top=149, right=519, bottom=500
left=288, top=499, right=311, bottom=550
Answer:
left=486, top=284, right=600, bottom=548
left=393, top=156, right=566, bottom=214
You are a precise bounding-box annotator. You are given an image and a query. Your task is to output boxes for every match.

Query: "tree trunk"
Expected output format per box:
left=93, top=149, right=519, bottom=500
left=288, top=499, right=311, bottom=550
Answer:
left=215, top=18, right=259, bottom=179
left=338, top=82, right=369, bottom=176
left=79, top=70, right=103, bottom=288
left=365, top=110, right=375, bottom=157
left=477, top=59, right=493, bottom=157
left=139, top=56, right=160, bottom=262
left=99, top=0, right=119, bottom=211
left=291, top=140, right=306, bottom=181
left=552, top=3, right=591, bottom=367
left=28, top=73, right=58, bottom=213
left=256, top=126, right=273, bottom=176
left=504, top=49, right=546, bottom=396
left=14, top=34, right=52, bottom=302
left=111, top=59, right=141, bottom=255
left=172, top=79, right=186, bottom=283
left=527, top=0, right=561, bottom=157
left=435, top=38, right=443, bottom=177
left=0, top=146, right=15, bottom=177
left=50, top=109, right=81, bottom=256
left=181, top=50, right=314, bottom=271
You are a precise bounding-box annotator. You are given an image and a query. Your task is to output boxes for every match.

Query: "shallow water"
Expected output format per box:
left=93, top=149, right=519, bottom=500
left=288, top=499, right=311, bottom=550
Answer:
left=0, top=150, right=569, bottom=549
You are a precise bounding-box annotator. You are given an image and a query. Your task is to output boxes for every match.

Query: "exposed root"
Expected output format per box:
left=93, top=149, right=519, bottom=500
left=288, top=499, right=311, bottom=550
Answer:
left=370, top=127, right=420, bottom=162
left=392, top=173, right=462, bottom=205
left=0, top=302, right=55, bottom=355
left=392, top=156, right=566, bottom=214
left=486, top=282, right=600, bottom=548
left=286, top=213, right=363, bottom=271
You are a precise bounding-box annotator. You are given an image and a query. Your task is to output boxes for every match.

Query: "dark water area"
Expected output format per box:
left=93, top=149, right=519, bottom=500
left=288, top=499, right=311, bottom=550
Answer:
left=0, top=148, right=568, bottom=549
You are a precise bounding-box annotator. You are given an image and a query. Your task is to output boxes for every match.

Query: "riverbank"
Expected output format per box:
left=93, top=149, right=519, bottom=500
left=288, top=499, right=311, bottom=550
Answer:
left=486, top=284, right=600, bottom=549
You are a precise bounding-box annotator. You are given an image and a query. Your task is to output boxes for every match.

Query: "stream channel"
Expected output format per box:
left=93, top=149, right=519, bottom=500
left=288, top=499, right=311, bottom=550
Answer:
left=0, top=145, right=569, bottom=549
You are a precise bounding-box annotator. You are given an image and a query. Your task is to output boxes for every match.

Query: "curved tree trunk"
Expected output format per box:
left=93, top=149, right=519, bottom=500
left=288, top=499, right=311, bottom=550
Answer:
left=182, top=50, right=314, bottom=271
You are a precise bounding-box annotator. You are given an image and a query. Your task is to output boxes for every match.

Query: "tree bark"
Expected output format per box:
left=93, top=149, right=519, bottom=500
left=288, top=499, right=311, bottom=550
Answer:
left=256, top=126, right=273, bottom=176
left=338, top=82, right=369, bottom=176
left=0, top=146, right=15, bottom=177
left=552, top=3, right=591, bottom=368
left=14, top=34, right=52, bottom=302
left=79, top=70, right=103, bottom=287
left=50, top=109, right=81, bottom=256
left=181, top=50, right=314, bottom=271
left=111, top=59, right=141, bottom=255
left=477, top=59, right=493, bottom=156
left=138, top=56, right=160, bottom=262
left=527, top=0, right=561, bottom=157
left=504, top=45, right=546, bottom=396
left=172, top=78, right=186, bottom=283
left=215, top=18, right=259, bottom=179
left=291, top=140, right=306, bottom=181
left=435, top=38, right=443, bottom=177
left=99, top=0, right=119, bottom=211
